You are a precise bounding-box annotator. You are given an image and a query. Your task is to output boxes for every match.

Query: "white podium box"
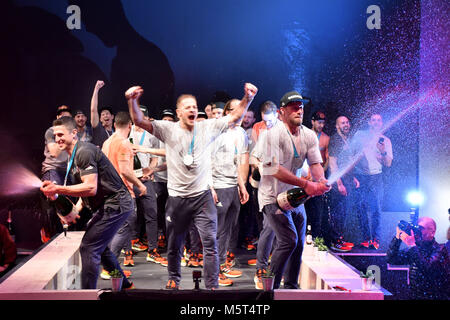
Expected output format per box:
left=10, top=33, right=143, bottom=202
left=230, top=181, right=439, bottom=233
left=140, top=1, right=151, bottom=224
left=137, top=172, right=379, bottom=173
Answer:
left=0, top=232, right=100, bottom=300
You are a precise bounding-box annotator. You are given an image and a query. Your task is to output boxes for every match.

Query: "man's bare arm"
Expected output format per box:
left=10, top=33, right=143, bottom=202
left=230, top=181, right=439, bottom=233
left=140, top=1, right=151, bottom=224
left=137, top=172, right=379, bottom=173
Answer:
left=228, top=83, right=258, bottom=126
left=125, top=86, right=154, bottom=134
left=90, top=80, right=105, bottom=128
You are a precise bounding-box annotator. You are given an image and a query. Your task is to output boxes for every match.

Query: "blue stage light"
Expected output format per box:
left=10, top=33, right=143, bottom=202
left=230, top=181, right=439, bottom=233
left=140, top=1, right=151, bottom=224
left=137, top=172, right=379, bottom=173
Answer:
left=406, top=191, right=425, bottom=206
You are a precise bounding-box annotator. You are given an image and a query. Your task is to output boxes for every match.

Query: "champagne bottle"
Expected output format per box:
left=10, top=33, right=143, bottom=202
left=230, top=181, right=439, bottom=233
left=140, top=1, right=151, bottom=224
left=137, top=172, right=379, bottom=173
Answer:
left=306, top=225, right=313, bottom=245
left=7, top=210, right=15, bottom=242
left=249, top=167, right=261, bottom=188
left=49, top=194, right=79, bottom=225
left=50, top=194, right=75, bottom=217
left=277, top=187, right=310, bottom=211
left=129, top=137, right=143, bottom=178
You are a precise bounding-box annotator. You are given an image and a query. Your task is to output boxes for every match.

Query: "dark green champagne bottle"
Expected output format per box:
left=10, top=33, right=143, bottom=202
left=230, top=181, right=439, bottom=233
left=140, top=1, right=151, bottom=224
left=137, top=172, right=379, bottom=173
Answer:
left=50, top=194, right=75, bottom=217
left=277, top=187, right=310, bottom=211
left=7, top=210, right=15, bottom=242
left=249, top=167, right=261, bottom=188
left=129, top=137, right=143, bottom=178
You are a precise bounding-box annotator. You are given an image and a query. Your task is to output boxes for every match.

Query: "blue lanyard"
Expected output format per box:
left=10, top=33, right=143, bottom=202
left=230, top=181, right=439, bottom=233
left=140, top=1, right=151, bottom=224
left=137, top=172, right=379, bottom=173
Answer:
left=64, top=142, right=78, bottom=186
left=188, top=125, right=196, bottom=155
left=139, top=130, right=146, bottom=146
left=285, top=126, right=300, bottom=158
left=317, top=132, right=322, bottom=141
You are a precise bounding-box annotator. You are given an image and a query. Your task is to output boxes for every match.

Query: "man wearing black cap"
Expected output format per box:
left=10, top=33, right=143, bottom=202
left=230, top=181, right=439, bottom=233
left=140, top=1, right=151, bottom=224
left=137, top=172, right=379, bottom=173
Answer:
left=161, top=109, right=176, bottom=122
left=211, top=102, right=225, bottom=119
left=255, top=90, right=330, bottom=289
left=90, top=80, right=115, bottom=147
left=196, top=111, right=208, bottom=121
left=74, top=109, right=93, bottom=142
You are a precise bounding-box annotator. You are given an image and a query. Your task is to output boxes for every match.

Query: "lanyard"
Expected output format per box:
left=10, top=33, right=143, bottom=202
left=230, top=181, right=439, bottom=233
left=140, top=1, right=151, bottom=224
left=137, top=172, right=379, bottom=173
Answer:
left=139, top=130, right=146, bottom=146
left=64, top=142, right=78, bottom=186
left=284, top=125, right=300, bottom=158
left=317, top=132, right=322, bottom=142
left=105, top=127, right=114, bottom=137
left=188, top=125, right=196, bottom=156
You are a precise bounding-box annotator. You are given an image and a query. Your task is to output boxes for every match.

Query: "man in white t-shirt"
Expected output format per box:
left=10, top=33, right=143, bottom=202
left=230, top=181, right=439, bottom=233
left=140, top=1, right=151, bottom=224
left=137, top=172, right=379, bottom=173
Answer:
left=211, top=99, right=250, bottom=286
left=256, top=90, right=330, bottom=289
left=126, top=83, right=257, bottom=290
left=352, top=113, right=393, bottom=250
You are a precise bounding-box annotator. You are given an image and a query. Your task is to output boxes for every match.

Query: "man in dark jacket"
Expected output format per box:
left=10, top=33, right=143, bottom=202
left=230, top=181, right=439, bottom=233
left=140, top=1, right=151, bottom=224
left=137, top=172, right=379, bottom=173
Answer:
left=387, top=217, right=449, bottom=300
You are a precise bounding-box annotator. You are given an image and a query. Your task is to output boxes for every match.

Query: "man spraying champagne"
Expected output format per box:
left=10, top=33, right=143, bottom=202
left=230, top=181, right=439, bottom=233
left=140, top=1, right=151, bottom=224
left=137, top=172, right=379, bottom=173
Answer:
left=255, top=90, right=330, bottom=290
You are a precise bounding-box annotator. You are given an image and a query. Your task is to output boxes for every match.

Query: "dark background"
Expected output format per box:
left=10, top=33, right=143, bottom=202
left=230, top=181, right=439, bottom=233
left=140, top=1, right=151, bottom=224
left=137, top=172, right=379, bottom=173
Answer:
left=0, top=0, right=421, bottom=215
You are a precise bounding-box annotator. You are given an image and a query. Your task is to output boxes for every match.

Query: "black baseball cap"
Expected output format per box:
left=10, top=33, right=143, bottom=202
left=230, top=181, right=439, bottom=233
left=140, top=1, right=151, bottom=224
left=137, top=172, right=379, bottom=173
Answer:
left=74, top=109, right=87, bottom=116
left=280, top=91, right=305, bottom=108
left=139, top=105, right=149, bottom=117
left=99, top=106, right=114, bottom=115
left=312, top=111, right=326, bottom=121
left=213, top=102, right=225, bottom=110
left=161, top=109, right=175, bottom=119
left=56, top=105, right=72, bottom=117
left=197, top=111, right=207, bottom=119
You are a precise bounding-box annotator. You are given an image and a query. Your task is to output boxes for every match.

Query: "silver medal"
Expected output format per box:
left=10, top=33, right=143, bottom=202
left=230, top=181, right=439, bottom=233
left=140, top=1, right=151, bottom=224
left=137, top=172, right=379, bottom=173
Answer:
left=183, top=154, right=193, bottom=166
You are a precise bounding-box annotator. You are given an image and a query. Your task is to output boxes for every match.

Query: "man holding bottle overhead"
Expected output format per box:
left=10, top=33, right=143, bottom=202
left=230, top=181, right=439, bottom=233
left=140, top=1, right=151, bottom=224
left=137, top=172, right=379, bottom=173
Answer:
left=256, top=91, right=330, bottom=289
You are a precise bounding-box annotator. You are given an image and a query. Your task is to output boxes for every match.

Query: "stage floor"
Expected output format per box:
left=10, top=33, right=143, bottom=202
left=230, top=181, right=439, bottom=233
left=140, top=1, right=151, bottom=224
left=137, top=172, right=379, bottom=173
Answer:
left=99, top=245, right=386, bottom=291
left=101, top=247, right=261, bottom=291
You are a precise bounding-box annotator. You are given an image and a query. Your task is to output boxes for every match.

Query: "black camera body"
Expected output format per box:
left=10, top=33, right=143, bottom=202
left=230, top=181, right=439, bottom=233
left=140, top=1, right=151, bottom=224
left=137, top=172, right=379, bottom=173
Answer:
left=398, top=220, right=422, bottom=240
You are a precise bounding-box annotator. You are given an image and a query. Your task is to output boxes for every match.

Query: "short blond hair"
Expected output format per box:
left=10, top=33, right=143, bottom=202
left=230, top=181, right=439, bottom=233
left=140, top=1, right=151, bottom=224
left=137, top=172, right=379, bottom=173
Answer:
left=176, top=94, right=197, bottom=109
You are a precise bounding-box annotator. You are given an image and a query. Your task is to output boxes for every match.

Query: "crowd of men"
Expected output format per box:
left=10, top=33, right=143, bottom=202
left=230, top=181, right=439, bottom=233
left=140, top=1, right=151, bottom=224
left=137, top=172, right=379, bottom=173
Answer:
left=37, top=80, right=448, bottom=297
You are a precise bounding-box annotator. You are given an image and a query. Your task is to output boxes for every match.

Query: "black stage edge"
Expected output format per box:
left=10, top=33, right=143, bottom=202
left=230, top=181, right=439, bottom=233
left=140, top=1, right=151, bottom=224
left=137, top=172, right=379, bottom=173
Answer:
left=100, top=289, right=272, bottom=301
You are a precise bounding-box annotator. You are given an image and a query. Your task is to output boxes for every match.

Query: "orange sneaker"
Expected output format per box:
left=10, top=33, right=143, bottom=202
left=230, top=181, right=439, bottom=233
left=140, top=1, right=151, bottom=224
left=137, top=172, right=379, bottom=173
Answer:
left=158, top=235, right=166, bottom=249
left=254, top=269, right=266, bottom=290
left=220, top=264, right=242, bottom=278
left=247, top=258, right=257, bottom=266
left=146, top=248, right=168, bottom=266
left=131, top=238, right=148, bottom=252
left=226, top=251, right=236, bottom=267
left=123, top=270, right=132, bottom=278
left=40, top=228, right=51, bottom=243
left=123, top=282, right=135, bottom=290
left=165, top=279, right=179, bottom=290
left=244, top=237, right=256, bottom=251
left=187, top=254, right=200, bottom=268
left=123, top=251, right=134, bottom=267
left=218, top=273, right=233, bottom=286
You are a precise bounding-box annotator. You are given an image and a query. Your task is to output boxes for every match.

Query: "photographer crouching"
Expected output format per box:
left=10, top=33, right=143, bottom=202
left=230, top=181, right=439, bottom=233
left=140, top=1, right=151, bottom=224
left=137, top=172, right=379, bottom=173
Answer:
left=387, top=217, right=449, bottom=300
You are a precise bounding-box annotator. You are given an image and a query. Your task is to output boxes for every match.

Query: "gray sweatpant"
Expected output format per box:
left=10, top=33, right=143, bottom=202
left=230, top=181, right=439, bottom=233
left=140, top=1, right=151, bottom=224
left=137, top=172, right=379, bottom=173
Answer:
left=165, top=190, right=219, bottom=289
left=215, top=186, right=241, bottom=265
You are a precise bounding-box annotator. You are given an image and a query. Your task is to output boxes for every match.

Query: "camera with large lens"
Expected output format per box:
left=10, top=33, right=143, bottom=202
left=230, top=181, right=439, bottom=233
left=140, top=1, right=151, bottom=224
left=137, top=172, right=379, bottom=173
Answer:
left=398, top=220, right=422, bottom=240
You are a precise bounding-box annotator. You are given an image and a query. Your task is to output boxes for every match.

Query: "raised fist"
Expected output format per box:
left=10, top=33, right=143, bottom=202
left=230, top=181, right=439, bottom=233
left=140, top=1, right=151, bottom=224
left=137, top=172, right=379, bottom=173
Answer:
left=125, top=86, right=144, bottom=100
left=95, top=80, right=105, bottom=90
left=244, top=83, right=258, bottom=100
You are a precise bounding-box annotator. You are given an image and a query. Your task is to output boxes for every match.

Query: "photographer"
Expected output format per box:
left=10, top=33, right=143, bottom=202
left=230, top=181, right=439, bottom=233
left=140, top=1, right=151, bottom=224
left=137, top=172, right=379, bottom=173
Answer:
left=387, top=217, right=449, bottom=300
